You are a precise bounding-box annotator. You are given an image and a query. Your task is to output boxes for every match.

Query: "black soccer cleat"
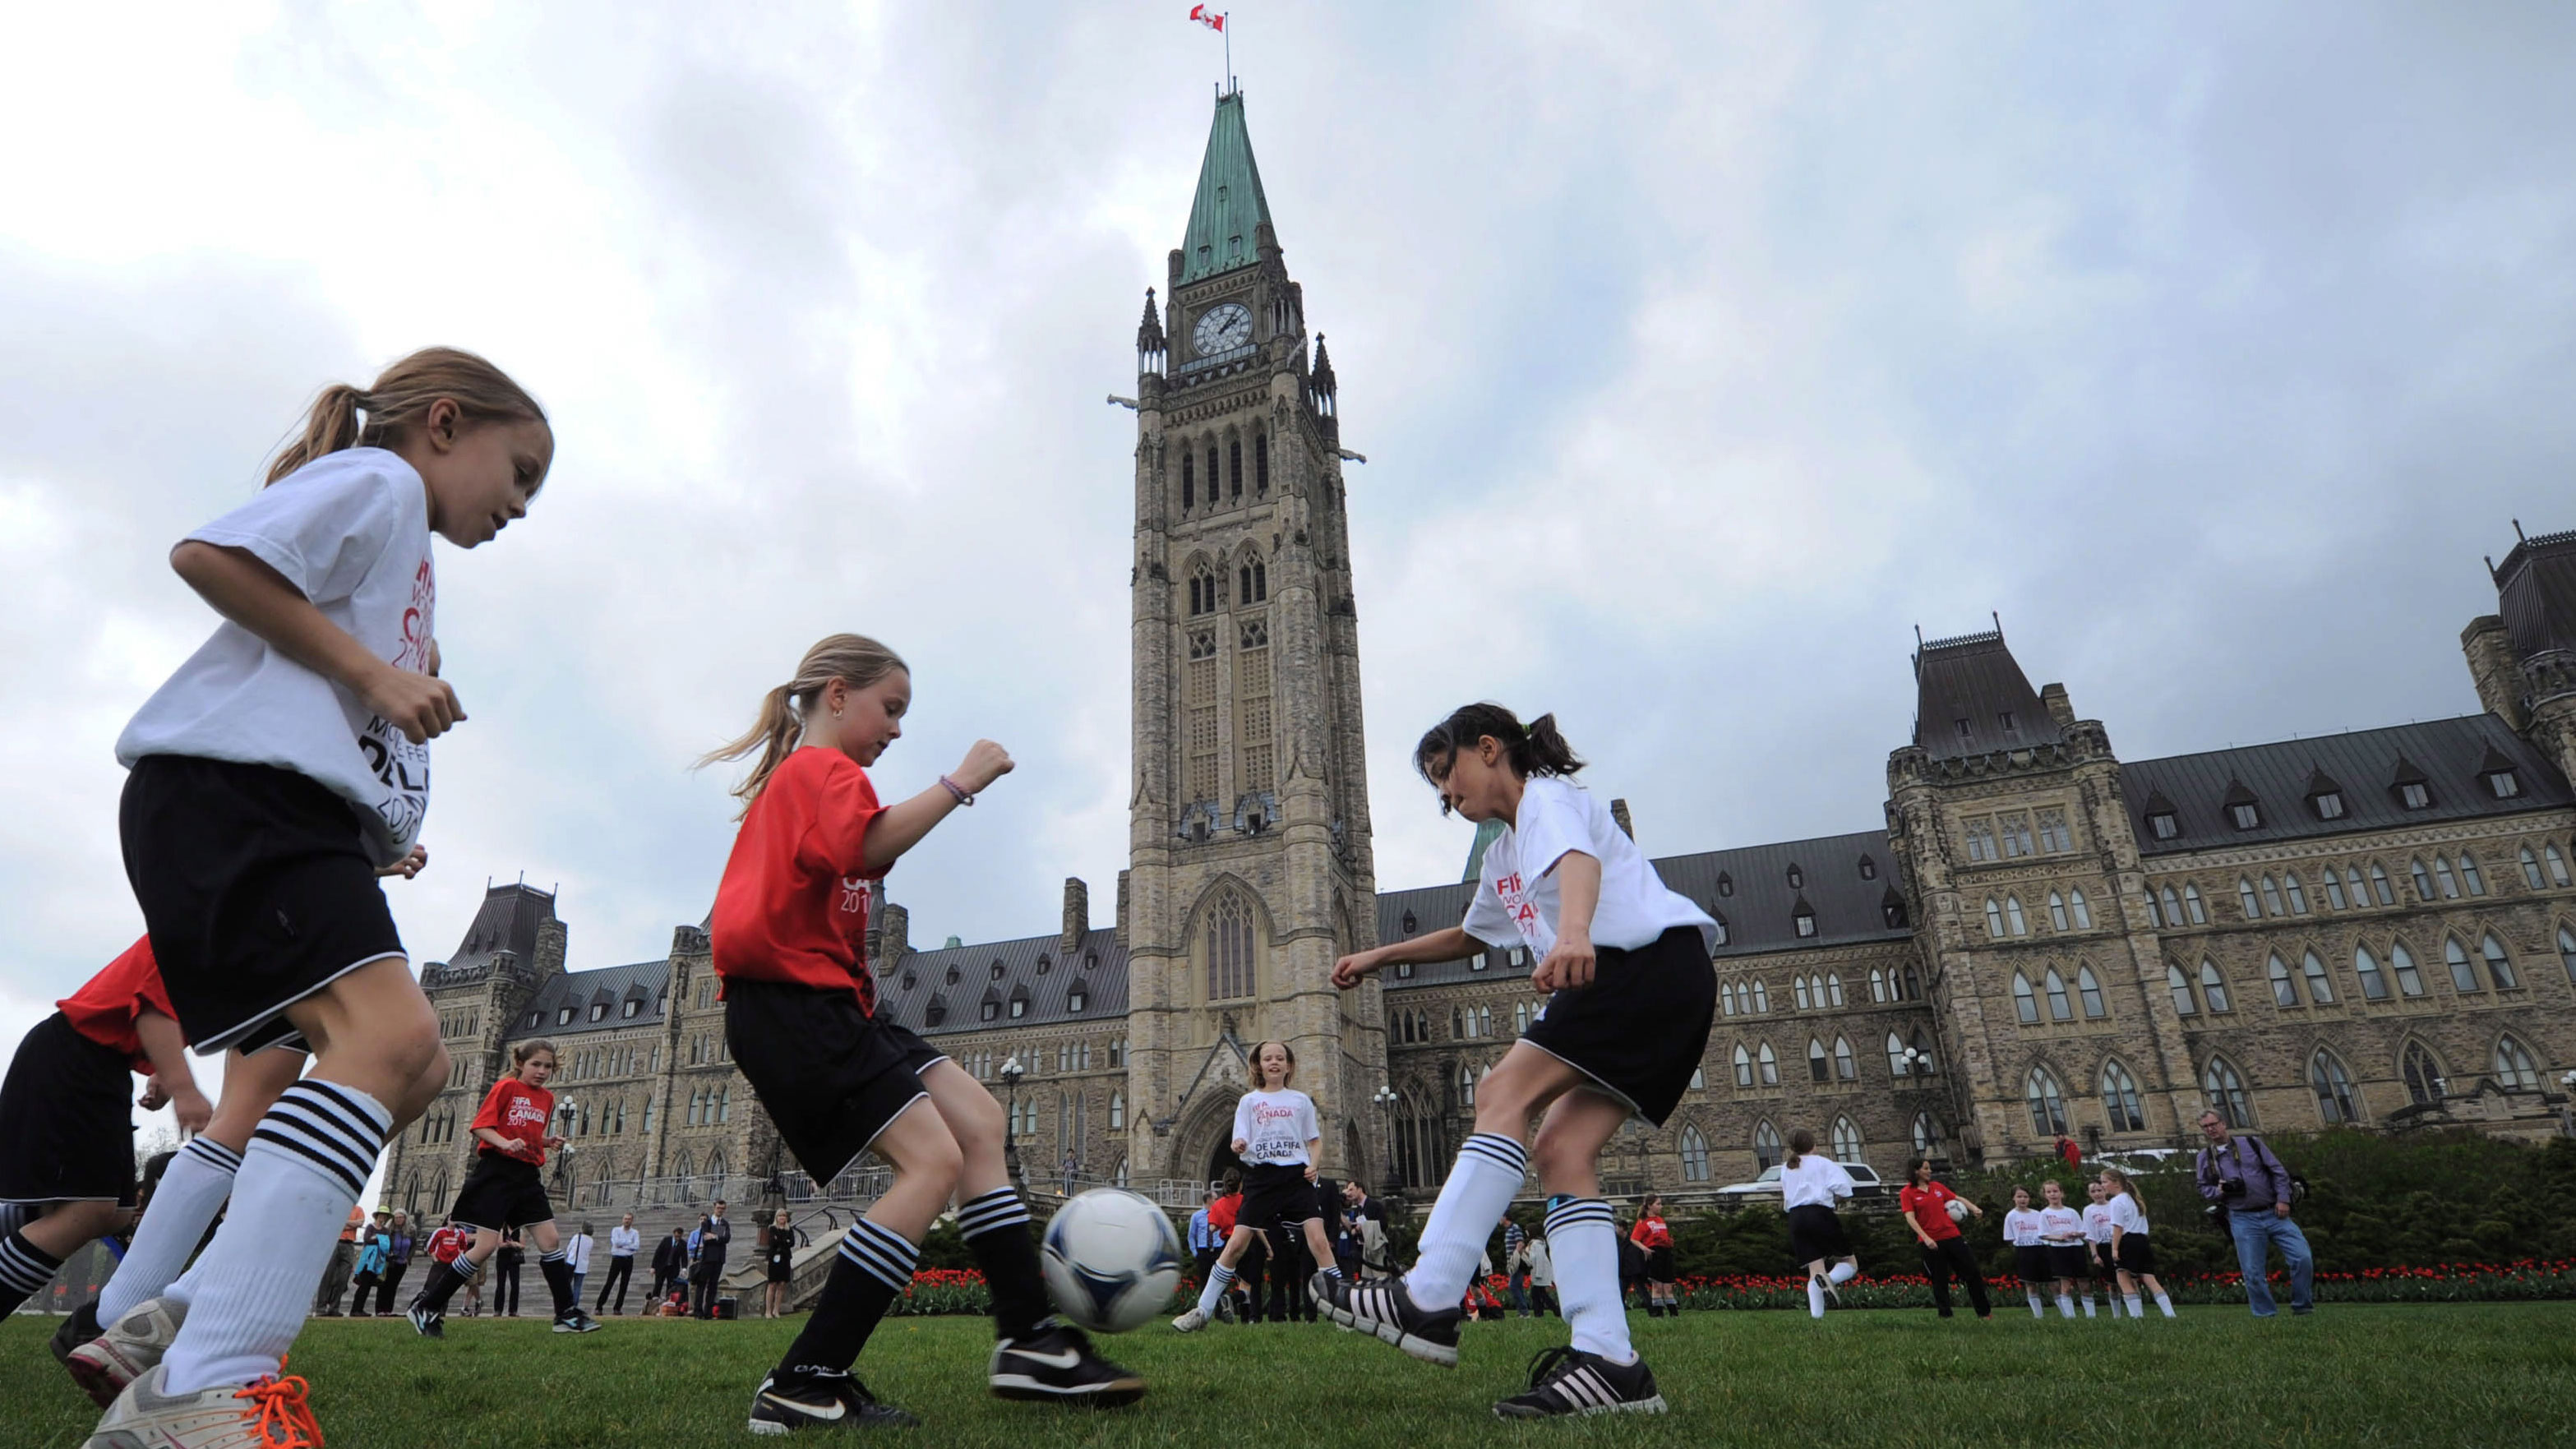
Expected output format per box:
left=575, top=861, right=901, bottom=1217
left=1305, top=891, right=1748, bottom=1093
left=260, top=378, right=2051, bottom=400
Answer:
left=990, top=1322, right=1146, bottom=1406
left=1316, top=1275, right=1462, bottom=1368
left=552, top=1309, right=604, bottom=1334
left=748, top=1368, right=920, bottom=1433
left=407, top=1303, right=445, bottom=1339
left=48, top=1299, right=103, bottom=1366
left=1493, top=1346, right=1669, bottom=1419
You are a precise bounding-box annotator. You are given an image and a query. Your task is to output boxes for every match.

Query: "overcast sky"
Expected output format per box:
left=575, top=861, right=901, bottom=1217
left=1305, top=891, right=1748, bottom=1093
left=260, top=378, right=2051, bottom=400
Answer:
left=5, top=3, right=2574, bottom=1113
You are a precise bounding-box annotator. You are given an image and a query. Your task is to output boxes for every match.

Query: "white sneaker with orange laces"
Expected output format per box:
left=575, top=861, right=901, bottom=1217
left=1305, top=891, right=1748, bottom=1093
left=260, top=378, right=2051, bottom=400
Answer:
left=84, top=1362, right=325, bottom=1449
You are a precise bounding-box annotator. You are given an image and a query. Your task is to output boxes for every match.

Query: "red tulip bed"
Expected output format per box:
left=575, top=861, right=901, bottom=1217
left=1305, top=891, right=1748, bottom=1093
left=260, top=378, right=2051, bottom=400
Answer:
left=885, top=1260, right=2576, bottom=1316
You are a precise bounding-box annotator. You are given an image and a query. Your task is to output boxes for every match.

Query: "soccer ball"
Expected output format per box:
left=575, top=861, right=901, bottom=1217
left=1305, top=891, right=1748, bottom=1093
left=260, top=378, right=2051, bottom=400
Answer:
left=1041, top=1188, right=1185, bottom=1334
left=1946, top=1198, right=1971, bottom=1222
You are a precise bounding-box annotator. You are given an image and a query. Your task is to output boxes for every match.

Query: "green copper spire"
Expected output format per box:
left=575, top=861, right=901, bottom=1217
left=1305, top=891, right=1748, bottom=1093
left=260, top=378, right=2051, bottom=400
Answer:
left=1179, top=88, right=1272, bottom=284
left=1462, top=819, right=1504, bottom=884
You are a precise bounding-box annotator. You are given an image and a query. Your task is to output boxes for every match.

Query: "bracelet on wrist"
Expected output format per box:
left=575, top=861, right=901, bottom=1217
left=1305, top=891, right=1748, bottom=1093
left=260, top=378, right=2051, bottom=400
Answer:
left=939, top=774, right=975, bottom=806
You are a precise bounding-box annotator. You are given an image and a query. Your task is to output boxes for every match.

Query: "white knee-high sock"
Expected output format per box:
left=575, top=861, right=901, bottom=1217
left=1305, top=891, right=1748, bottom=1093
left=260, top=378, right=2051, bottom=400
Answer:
left=1806, top=1278, right=1826, bottom=1318
left=160, top=1082, right=390, bottom=1396
left=1826, top=1261, right=1857, bottom=1285
left=2027, top=1290, right=2045, bottom=1318
left=1195, top=1262, right=1235, bottom=1317
left=1546, top=1198, right=1632, bottom=1365
left=2055, top=1293, right=2075, bottom=1318
left=1401, top=1133, right=1527, bottom=1311
left=2154, top=1292, right=2174, bottom=1317
left=2080, top=1294, right=2096, bottom=1318
left=2123, top=1294, right=2143, bottom=1317
left=99, top=1137, right=243, bottom=1322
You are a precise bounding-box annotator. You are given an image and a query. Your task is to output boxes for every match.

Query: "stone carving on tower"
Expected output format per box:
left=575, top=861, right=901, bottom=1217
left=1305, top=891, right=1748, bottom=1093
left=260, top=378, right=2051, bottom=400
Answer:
left=1120, top=86, right=1386, bottom=1184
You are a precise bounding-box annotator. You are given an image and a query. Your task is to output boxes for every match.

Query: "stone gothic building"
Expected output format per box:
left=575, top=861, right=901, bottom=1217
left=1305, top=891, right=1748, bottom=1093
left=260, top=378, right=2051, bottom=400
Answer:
left=379, top=90, right=2576, bottom=1220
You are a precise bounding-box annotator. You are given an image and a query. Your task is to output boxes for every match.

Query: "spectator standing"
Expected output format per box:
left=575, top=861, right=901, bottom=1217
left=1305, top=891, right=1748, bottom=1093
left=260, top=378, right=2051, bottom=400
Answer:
left=694, top=1200, right=733, bottom=1318
left=651, top=1227, right=690, bottom=1307
left=1629, top=1194, right=1677, bottom=1317
left=1897, top=1158, right=1989, bottom=1321
left=372, top=1212, right=417, bottom=1317
left=1522, top=1230, right=1558, bottom=1317
left=2055, top=1134, right=2082, bottom=1171
left=492, top=1226, right=524, bottom=1318
left=1187, top=1193, right=1223, bottom=1314
left=349, top=1213, right=390, bottom=1317
left=566, top=1222, right=594, bottom=1308
left=598, top=1213, right=640, bottom=1315
left=2194, top=1110, right=2314, bottom=1318
left=1503, top=1215, right=1530, bottom=1316
left=764, top=1209, right=801, bottom=1319
left=1341, top=1180, right=1387, bottom=1281
left=1060, top=1155, right=1079, bottom=1199
left=314, top=1206, right=363, bottom=1316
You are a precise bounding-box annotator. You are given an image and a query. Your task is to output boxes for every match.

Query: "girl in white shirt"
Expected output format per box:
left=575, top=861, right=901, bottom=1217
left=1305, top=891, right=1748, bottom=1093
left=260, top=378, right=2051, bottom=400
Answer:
left=1172, top=1041, right=1343, bottom=1331
left=1778, top=1130, right=1858, bottom=1320
left=1324, top=704, right=1715, bottom=1419
left=2081, top=1183, right=2126, bottom=1317
left=2100, top=1168, right=2176, bottom=1317
left=90, top=350, right=551, bottom=1448
left=2035, top=1180, right=2089, bottom=1318
left=2002, top=1186, right=2049, bottom=1318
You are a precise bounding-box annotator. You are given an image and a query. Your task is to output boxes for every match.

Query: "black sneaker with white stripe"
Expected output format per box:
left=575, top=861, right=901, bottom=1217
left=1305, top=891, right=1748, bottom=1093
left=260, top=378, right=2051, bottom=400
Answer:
left=1315, top=1275, right=1462, bottom=1368
left=1492, top=1346, right=1669, bottom=1419
left=407, top=1304, right=445, bottom=1339
left=748, top=1368, right=919, bottom=1433
left=552, top=1308, right=603, bottom=1334
left=989, top=1322, right=1145, bottom=1405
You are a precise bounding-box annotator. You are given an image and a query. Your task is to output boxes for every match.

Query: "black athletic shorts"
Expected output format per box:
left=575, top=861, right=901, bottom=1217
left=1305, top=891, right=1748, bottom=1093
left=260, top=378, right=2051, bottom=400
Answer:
left=450, top=1151, right=554, bottom=1231
left=1518, top=925, right=1715, bottom=1127
left=120, top=755, right=405, bottom=1055
left=1644, top=1245, right=1675, bottom=1281
left=2115, top=1234, right=2157, bottom=1276
left=1787, top=1203, right=1852, bottom=1264
left=2044, top=1244, right=2090, bottom=1280
left=724, top=977, right=942, bottom=1184
left=2013, top=1244, right=2052, bottom=1284
left=1235, top=1162, right=1322, bottom=1234
left=0, top=1014, right=139, bottom=1207
left=2091, top=1241, right=2119, bottom=1278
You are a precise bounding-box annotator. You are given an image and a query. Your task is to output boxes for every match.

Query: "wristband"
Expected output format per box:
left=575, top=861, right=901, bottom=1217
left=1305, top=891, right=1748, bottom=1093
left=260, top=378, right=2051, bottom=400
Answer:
left=939, top=774, right=975, bottom=806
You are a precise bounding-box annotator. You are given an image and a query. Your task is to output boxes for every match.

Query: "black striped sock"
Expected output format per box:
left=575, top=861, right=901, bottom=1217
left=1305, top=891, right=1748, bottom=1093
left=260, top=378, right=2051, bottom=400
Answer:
left=956, top=1188, right=1049, bottom=1339
left=538, top=1247, right=576, bottom=1317
left=249, top=1081, right=390, bottom=1200
left=0, top=1230, right=63, bottom=1317
left=780, top=1220, right=921, bottom=1377
left=180, top=1137, right=245, bottom=1175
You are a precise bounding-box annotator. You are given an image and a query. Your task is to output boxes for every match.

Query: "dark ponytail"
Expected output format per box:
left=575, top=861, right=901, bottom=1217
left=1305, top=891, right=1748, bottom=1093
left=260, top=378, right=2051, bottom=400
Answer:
left=1786, top=1128, right=1815, bottom=1169
left=1412, top=703, right=1585, bottom=810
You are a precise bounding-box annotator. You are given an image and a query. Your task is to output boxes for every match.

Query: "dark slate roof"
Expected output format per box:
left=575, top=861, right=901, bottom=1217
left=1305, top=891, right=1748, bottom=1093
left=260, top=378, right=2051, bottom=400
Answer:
left=2119, top=715, right=2574, bottom=857
left=440, top=884, right=558, bottom=973
left=2494, top=525, right=2576, bottom=663
left=1913, top=630, right=2063, bottom=760
left=1379, top=828, right=1911, bottom=990
left=870, top=927, right=1129, bottom=1039
left=506, top=958, right=670, bottom=1039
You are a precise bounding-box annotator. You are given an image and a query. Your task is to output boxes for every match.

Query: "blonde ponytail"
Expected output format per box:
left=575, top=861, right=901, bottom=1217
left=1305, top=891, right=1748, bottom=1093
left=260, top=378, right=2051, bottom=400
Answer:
left=699, top=635, right=909, bottom=809
left=268, top=347, right=547, bottom=485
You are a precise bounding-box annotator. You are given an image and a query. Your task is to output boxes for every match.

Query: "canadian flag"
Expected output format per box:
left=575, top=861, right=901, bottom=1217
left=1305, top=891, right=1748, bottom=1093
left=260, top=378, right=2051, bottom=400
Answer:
left=1189, top=5, right=1225, bottom=32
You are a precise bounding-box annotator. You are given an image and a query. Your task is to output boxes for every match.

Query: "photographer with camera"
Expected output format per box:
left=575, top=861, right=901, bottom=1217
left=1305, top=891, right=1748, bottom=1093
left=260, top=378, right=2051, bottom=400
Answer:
left=2194, top=1110, right=2313, bottom=1317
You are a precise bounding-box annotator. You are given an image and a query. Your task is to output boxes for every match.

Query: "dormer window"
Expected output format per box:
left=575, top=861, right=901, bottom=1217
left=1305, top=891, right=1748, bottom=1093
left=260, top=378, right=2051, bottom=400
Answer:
left=556, top=1007, right=574, bottom=1026
left=2149, top=812, right=2178, bottom=840
left=1710, top=915, right=1730, bottom=947
left=526, top=1011, right=541, bottom=1028
left=2401, top=782, right=2431, bottom=810
left=990, top=961, right=1006, bottom=981
left=589, top=1003, right=607, bottom=1022
left=1716, top=873, right=1734, bottom=898
left=1470, top=953, right=1489, bottom=972
left=1858, top=856, right=1877, bottom=881
left=1395, top=962, right=1414, bottom=979
left=1401, top=910, right=1418, bottom=935
left=2231, top=802, right=2260, bottom=830
left=980, top=1001, right=999, bottom=1022
left=1068, top=990, right=1087, bottom=1013
left=1955, top=718, right=1972, bottom=739
left=1881, top=890, right=1909, bottom=929
left=1793, top=905, right=1817, bottom=939
left=1998, top=710, right=2018, bottom=738
left=2489, top=768, right=2521, bottom=799
left=1786, top=865, right=1805, bottom=889
left=2314, top=791, right=2344, bottom=820
left=622, top=999, right=640, bottom=1018
left=902, top=972, right=917, bottom=990
left=1008, top=993, right=1028, bottom=1020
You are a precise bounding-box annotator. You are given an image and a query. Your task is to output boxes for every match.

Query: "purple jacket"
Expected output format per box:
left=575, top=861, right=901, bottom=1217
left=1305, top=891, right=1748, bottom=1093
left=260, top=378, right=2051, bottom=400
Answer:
left=2197, top=1134, right=2293, bottom=1210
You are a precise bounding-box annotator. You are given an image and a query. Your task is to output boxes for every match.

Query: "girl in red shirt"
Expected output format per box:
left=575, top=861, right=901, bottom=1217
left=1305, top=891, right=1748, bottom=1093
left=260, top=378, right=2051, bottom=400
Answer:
left=1628, top=1193, right=1677, bottom=1317
left=701, top=634, right=1140, bottom=1433
left=404, top=1041, right=598, bottom=1336
left=1896, top=1157, right=1990, bottom=1320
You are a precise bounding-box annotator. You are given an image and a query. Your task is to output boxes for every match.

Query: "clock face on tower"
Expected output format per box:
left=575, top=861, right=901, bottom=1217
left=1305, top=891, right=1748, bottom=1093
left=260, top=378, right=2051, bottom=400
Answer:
left=1191, top=302, right=1253, bottom=357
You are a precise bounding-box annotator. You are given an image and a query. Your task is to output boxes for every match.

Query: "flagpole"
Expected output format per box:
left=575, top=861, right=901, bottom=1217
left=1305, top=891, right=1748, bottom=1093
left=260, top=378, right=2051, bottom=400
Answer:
left=1225, top=13, right=1232, bottom=93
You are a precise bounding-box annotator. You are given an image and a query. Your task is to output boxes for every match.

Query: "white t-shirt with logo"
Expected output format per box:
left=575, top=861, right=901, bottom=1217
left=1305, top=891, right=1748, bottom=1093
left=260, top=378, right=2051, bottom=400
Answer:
left=117, top=449, right=436, bottom=867
left=1461, top=777, right=1715, bottom=956
left=2003, top=1207, right=2045, bottom=1247
left=2081, top=1203, right=2117, bottom=1244
left=1232, top=1088, right=1320, bottom=1168
left=2037, top=1205, right=2084, bottom=1243
left=2107, top=1193, right=2150, bottom=1236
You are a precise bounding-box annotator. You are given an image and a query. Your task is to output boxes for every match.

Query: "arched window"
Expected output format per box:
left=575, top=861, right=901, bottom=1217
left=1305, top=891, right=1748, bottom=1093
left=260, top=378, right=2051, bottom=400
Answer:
left=1253, top=430, right=1268, bottom=495
left=1794, top=977, right=1813, bottom=1010
left=1689, top=1065, right=1706, bottom=1091
left=1753, top=1121, right=1783, bottom=1170
left=2101, top=1059, right=2146, bottom=1133
left=1886, top=1032, right=1909, bottom=1077
left=1752, top=980, right=1770, bottom=1013
left=2311, top=1050, right=2360, bottom=1125
left=1910, top=1031, right=1937, bottom=1076
left=1227, top=437, right=1243, bottom=498
left=2549, top=844, right=2574, bottom=887
left=2435, top=857, right=2461, bottom=898
left=2025, top=1068, right=2070, bottom=1136
left=2012, top=972, right=2038, bottom=1023
left=1206, top=892, right=1255, bottom=1000
left=2260, top=875, right=2287, bottom=916
left=2203, top=1057, right=2252, bottom=1128
left=2368, top=861, right=2394, bottom=905
left=1181, top=447, right=1195, bottom=509
left=1514, top=1001, right=1530, bottom=1035
left=1109, top=1091, right=1125, bottom=1129
left=2444, top=936, right=2480, bottom=993
left=2460, top=855, right=2486, bottom=897
left=1807, top=1038, right=1830, bottom=1084
left=1732, top=1044, right=1753, bottom=1088
left=1826, top=974, right=1845, bottom=1007
left=1904, top=966, right=1923, bottom=999
left=2560, top=925, right=2576, bottom=985
left=2384, top=939, right=2423, bottom=996
left=2411, top=858, right=2437, bottom=901
left=1831, top=1117, right=1864, bottom=1163
left=2184, top=884, right=2208, bottom=923
left=2324, top=869, right=2349, bottom=910
left=2495, top=1036, right=2541, bottom=1092
left=2355, top=944, right=2389, bottom=999
left=1680, top=1125, right=1710, bottom=1183
left=2167, top=963, right=2198, bottom=1015
left=1757, top=1042, right=1779, bottom=1086
left=2481, top=933, right=2518, bottom=990
left=2076, top=965, right=2107, bottom=1018
left=1912, top=1113, right=1938, bottom=1155
left=1834, top=1036, right=1857, bottom=1081
left=2048, top=892, right=2069, bottom=932
left=2239, top=878, right=2262, bottom=919
left=2267, top=953, right=2298, bottom=1007
left=2401, top=1041, right=2443, bottom=1104
left=1869, top=969, right=1888, bottom=1004
left=2043, top=969, right=2073, bottom=1021
left=2524, top=846, right=2546, bottom=889
left=2283, top=874, right=2308, bottom=914
left=1720, top=983, right=1737, bottom=1017
left=2070, top=889, right=2093, bottom=930
left=1985, top=898, right=2006, bottom=939
left=2158, top=886, right=2184, bottom=927
left=2006, top=897, right=2029, bottom=936
left=2301, top=950, right=2336, bottom=1003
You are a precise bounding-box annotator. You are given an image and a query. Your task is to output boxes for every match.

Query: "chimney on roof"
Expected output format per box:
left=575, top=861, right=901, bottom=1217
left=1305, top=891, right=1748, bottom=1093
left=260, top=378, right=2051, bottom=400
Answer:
left=1116, top=870, right=1131, bottom=946
left=1609, top=799, right=1635, bottom=840
left=1062, top=878, right=1090, bottom=956
left=2461, top=615, right=2526, bottom=731
left=879, top=900, right=910, bottom=962
left=2039, top=683, right=2076, bottom=730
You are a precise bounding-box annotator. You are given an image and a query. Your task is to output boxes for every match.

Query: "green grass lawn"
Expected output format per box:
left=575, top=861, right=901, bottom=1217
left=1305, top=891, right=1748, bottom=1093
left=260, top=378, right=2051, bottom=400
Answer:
left=8, top=1303, right=2576, bottom=1447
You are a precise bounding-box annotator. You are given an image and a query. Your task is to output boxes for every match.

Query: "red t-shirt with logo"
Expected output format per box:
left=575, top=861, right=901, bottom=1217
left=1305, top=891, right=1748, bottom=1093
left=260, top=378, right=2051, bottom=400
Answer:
left=1900, top=1181, right=1965, bottom=1242
left=1629, top=1214, right=1672, bottom=1251
left=58, top=937, right=179, bottom=1073
left=1209, top=1193, right=1241, bottom=1235
left=470, top=1074, right=556, bottom=1165
left=709, top=748, right=889, bottom=1012
left=427, top=1224, right=470, bottom=1266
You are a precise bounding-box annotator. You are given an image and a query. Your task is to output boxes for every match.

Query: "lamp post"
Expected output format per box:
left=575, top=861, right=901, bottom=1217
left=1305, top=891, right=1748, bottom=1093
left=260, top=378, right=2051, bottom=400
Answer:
left=1372, top=1084, right=1399, bottom=1189
left=999, top=1056, right=1025, bottom=1193
left=553, top=1098, right=578, bottom=1194
left=1899, top=1046, right=1926, bottom=1081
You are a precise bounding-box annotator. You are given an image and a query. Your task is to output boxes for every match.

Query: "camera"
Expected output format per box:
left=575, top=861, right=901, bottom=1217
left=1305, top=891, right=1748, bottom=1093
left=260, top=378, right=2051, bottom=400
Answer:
left=2220, top=1176, right=2247, bottom=1200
